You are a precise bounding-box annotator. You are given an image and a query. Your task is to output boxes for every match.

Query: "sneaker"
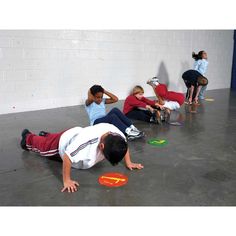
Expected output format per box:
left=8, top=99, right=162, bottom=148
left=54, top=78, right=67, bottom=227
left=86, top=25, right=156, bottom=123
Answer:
left=160, top=110, right=165, bottom=121
left=127, top=130, right=145, bottom=141
left=129, top=125, right=140, bottom=133
left=20, top=129, right=31, bottom=150
left=150, top=116, right=156, bottom=123
left=147, top=77, right=159, bottom=86
left=39, top=131, right=49, bottom=136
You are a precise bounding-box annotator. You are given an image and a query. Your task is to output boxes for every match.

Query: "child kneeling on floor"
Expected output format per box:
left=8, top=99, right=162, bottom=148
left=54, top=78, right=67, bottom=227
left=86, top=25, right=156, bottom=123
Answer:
left=147, top=77, right=185, bottom=122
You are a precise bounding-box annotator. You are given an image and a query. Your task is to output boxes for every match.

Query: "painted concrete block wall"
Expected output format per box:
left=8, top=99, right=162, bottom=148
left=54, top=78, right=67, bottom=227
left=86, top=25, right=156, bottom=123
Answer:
left=0, top=30, right=234, bottom=114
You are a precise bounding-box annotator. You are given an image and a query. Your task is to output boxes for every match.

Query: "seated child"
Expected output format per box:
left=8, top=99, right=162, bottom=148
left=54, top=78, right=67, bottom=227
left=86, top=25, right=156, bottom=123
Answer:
left=85, top=85, right=144, bottom=140
left=20, top=123, right=143, bottom=193
left=147, top=77, right=185, bottom=122
left=123, top=85, right=162, bottom=124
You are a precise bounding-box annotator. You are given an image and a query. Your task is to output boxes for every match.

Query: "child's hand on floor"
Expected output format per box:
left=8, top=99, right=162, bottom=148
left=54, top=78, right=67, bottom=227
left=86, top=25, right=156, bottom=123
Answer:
left=61, top=179, right=79, bottom=193
left=126, top=162, right=144, bottom=170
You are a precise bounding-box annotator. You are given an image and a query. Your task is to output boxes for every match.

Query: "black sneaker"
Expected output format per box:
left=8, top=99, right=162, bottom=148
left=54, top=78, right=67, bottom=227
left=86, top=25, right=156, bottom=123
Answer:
left=20, top=129, right=31, bottom=150
left=38, top=131, right=49, bottom=136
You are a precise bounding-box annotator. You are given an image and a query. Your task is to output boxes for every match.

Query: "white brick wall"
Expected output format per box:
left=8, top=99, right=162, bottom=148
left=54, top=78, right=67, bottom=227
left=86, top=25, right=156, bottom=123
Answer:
left=0, top=30, right=234, bottom=114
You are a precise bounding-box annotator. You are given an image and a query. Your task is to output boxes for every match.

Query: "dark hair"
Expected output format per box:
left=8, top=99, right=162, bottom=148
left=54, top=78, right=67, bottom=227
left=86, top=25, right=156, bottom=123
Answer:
left=103, top=134, right=128, bottom=166
left=90, top=85, right=104, bottom=96
left=192, top=51, right=205, bottom=61
left=197, top=76, right=208, bottom=86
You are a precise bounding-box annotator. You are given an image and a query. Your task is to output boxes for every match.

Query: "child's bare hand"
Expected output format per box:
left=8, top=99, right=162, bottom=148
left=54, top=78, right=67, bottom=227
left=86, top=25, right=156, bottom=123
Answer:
left=126, top=162, right=144, bottom=170
left=61, top=180, right=79, bottom=193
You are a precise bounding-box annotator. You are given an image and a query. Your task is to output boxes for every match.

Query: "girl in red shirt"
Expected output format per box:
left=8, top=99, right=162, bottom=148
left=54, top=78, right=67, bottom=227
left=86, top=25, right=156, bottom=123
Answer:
left=123, top=85, right=161, bottom=124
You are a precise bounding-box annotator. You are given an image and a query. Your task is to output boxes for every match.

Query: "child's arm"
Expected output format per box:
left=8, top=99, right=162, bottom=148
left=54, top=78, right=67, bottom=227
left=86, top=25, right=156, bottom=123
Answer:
left=61, top=154, right=79, bottom=193
left=104, top=89, right=118, bottom=104
left=85, top=89, right=95, bottom=106
left=124, top=148, right=144, bottom=170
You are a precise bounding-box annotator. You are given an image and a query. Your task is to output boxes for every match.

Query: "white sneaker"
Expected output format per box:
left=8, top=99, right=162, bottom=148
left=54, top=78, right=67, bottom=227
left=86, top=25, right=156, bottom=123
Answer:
left=130, top=125, right=140, bottom=133
left=147, top=77, right=159, bottom=86
left=126, top=128, right=145, bottom=140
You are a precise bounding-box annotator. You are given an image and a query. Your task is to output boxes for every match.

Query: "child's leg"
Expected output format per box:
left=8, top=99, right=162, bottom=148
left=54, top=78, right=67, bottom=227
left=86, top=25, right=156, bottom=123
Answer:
left=199, top=85, right=207, bottom=99
left=107, top=107, right=133, bottom=127
left=26, top=131, right=64, bottom=156
left=126, top=109, right=152, bottom=122
left=94, top=114, right=127, bottom=134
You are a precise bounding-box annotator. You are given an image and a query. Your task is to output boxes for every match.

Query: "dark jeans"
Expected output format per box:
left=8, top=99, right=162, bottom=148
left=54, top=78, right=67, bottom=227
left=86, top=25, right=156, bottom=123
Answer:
left=94, top=107, right=132, bottom=134
left=126, top=109, right=152, bottom=123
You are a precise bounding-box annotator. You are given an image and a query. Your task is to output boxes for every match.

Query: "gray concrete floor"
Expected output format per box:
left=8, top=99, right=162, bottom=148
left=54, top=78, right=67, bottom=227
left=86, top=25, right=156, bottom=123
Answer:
left=0, top=88, right=236, bottom=206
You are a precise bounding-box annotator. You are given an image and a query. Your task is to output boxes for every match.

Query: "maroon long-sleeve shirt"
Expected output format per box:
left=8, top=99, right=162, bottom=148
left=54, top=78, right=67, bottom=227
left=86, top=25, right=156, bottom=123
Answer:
left=123, top=95, right=156, bottom=114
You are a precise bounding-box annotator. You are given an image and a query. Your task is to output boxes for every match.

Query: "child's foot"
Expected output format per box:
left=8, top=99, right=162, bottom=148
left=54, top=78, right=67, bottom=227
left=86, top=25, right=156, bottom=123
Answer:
left=147, top=77, right=159, bottom=86
left=130, top=125, right=140, bottom=133
left=20, top=129, right=31, bottom=150
left=38, top=131, right=49, bottom=136
left=127, top=129, right=145, bottom=141
left=160, top=110, right=165, bottom=122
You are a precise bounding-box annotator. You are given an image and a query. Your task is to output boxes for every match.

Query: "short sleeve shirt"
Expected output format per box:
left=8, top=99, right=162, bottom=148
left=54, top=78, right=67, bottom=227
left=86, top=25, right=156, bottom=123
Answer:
left=58, top=123, right=126, bottom=169
left=85, top=98, right=106, bottom=125
left=193, top=59, right=208, bottom=76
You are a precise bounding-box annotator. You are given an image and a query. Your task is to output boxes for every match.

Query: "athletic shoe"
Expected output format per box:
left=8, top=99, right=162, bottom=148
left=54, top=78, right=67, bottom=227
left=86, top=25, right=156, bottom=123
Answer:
left=160, top=110, right=165, bottom=121
left=130, top=125, right=140, bottom=133
left=150, top=116, right=156, bottom=123
left=127, top=129, right=145, bottom=141
left=39, top=131, right=49, bottom=136
left=147, top=77, right=159, bottom=86
left=20, top=129, right=31, bottom=150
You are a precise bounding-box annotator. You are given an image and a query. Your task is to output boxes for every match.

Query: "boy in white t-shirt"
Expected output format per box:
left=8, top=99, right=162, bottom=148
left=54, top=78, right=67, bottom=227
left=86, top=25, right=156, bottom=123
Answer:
left=20, top=123, right=143, bottom=193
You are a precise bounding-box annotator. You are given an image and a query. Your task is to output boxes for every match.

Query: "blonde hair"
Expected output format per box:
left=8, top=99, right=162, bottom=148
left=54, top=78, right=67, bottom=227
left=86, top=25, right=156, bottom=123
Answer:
left=132, top=85, right=144, bottom=95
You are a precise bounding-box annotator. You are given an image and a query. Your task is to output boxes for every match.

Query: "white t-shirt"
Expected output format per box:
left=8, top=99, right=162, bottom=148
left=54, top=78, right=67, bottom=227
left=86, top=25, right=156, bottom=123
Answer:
left=58, top=123, right=126, bottom=169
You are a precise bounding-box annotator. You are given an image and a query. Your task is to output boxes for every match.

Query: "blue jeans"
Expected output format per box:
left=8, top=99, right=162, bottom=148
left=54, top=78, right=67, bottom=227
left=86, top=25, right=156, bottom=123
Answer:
left=199, top=85, right=207, bottom=99
left=94, top=107, right=132, bottom=134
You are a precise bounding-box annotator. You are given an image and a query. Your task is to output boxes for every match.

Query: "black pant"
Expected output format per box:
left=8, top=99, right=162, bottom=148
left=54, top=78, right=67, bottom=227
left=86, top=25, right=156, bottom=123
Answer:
left=126, top=109, right=153, bottom=123
left=94, top=107, right=132, bottom=134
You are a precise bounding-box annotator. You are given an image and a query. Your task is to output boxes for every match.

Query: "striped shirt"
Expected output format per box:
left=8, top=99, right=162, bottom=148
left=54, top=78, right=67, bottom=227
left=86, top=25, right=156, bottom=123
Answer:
left=58, top=123, right=125, bottom=169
